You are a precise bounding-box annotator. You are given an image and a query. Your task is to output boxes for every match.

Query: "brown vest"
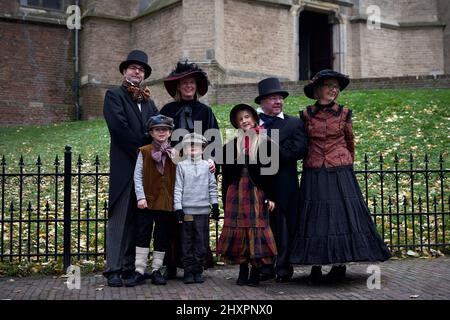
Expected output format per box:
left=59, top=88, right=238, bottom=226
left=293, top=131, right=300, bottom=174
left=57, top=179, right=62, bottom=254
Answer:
left=139, top=144, right=176, bottom=212
left=301, top=104, right=355, bottom=168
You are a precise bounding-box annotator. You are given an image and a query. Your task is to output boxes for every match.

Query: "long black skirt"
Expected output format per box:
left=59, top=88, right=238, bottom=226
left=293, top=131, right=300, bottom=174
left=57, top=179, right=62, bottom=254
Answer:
left=290, top=165, right=391, bottom=265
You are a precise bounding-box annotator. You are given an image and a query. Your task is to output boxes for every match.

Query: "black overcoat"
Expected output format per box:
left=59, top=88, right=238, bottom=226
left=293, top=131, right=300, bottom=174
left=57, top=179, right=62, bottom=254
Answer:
left=103, top=85, right=159, bottom=211
left=269, top=114, right=308, bottom=235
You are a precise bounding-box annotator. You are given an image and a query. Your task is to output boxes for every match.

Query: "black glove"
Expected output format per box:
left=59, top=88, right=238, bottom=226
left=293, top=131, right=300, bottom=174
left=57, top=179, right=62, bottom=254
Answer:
left=211, top=204, right=220, bottom=221
left=175, top=209, right=184, bottom=223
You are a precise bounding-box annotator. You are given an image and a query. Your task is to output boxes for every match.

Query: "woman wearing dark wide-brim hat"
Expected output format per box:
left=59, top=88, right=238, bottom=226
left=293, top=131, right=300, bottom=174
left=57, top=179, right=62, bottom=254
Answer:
left=160, top=60, right=218, bottom=135
left=290, top=69, right=391, bottom=284
left=160, top=60, right=221, bottom=279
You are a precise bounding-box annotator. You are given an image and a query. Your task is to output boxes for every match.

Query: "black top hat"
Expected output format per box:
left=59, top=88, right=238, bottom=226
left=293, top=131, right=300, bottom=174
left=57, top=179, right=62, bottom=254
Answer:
left=164, top=61, right=209, bottom=97
left=254, top=77, right=289, bottom=104
left=229, top=103, right=259, bottom=129
left=146, top=114, right=175, bottom=131
left=304, top=69, right=350, bottom=99
left=119, top=50, right=152, bottom=79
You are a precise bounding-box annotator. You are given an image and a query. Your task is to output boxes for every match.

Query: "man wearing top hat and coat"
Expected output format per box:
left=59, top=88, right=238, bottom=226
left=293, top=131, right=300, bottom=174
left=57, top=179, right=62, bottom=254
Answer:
left=255, top=77, right=308, bottom=283
left=103, top=50, right=159, bottom=287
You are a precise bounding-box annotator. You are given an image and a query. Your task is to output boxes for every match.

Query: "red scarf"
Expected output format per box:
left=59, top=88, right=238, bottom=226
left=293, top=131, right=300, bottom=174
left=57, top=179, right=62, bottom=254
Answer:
left=242, top=125, right=262, bottom=155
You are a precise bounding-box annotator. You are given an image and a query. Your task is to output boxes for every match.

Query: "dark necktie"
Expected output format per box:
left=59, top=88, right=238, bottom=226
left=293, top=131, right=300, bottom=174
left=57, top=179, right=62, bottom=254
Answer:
left=259, top=113, right=277, bottom=129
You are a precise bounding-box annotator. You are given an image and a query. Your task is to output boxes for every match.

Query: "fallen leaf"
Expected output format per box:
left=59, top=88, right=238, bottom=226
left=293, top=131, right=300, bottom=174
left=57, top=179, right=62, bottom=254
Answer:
left=406, top=250, right=419, bottom=257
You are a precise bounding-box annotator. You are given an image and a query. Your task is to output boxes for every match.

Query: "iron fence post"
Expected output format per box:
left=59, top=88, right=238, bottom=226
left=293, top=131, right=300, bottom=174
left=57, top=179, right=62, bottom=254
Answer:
left=63, top=145, right=72, bottom=272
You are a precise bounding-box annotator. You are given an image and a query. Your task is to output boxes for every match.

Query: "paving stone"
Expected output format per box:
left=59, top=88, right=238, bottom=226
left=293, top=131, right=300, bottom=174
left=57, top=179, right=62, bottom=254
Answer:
left=0, top=257, right=449, bottom=300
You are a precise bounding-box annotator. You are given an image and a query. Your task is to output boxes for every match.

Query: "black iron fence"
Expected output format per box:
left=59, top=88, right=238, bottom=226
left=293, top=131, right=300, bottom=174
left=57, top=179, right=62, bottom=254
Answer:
left=0, top=146, right=449, bottom=271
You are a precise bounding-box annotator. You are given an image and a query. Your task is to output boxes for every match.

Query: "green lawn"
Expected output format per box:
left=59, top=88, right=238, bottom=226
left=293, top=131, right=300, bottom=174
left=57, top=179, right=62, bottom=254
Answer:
left=0, top=88, right=448, bottom=172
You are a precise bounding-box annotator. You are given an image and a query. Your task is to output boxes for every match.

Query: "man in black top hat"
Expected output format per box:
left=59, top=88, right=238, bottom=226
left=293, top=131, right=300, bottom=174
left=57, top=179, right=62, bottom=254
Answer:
left=103, top=50, right=159, bottom=287
left=255, top=77, right=308, bottom=283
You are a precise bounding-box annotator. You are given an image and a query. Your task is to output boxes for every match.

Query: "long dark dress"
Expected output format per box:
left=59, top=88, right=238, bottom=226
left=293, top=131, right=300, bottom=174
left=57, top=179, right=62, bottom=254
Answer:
left=290, top=102, right=391, bottom=265
left=160, top=99, right=221, bottom=270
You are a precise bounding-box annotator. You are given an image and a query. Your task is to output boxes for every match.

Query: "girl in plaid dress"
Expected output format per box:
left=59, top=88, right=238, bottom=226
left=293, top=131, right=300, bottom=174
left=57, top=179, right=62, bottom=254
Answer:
left=217, top=104, right=277, bottom=287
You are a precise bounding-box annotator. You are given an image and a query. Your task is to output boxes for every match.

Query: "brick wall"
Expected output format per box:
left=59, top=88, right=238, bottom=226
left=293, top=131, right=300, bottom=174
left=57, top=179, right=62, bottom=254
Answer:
left=349, top=0, right=444, bottom=77
left=132, top=4, right=183, bottom=81
left=182, top=0, right=216, bottom=62
left=397, top=0, right=439, bottom=23
left=358, top=26, right=402, bottom=77
left=355, top=26, right=445, bottom=77
left=223, top=0, right=295, bottom=82
left=437, top=0, right=450, bottom=73
left=81, top=0, right=139, bottom=19
left=346, top=19, right=361, bottom=78
left=79, top=2, right=183, bottom=118
left=400, top=28, right=444, bottom=75
left=0, top=20, right=74, bottom=126
left=79, top=84, right=112, bottom=120
left=79, top=18, right=131, bottom=89
left=0, top=0, right=19, bottom=13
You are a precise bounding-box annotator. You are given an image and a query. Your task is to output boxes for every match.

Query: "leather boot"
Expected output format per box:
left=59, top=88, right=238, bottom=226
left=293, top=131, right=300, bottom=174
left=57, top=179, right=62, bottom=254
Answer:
left=306, top=266, right=322, bottom=285
left=247, top=266, right=260, bottom=287
left=151, top=270, right=167, bottom=285
left=163, top=266, right=177, bottom=280
left=324, top=265, right=346, bottom=281
left=236, top=263, right=249, bottom=286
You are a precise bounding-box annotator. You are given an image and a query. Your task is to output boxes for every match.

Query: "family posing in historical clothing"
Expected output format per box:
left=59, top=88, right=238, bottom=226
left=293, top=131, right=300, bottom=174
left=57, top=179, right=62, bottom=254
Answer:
left=102, top=49, right=391, bottom=288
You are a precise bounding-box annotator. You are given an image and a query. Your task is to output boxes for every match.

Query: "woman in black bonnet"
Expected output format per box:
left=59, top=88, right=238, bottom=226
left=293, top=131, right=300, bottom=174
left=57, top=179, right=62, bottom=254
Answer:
left=290, top=70, right=391, bottom=284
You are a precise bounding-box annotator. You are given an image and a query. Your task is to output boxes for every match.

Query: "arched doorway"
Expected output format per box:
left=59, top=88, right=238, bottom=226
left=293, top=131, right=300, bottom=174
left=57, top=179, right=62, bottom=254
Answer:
left=299, top=10, right=333, bottom=80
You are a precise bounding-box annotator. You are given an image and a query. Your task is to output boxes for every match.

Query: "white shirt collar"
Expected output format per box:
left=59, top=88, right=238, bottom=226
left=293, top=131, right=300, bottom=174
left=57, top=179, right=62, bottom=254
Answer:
left=256, top=107, right=284, bottom=125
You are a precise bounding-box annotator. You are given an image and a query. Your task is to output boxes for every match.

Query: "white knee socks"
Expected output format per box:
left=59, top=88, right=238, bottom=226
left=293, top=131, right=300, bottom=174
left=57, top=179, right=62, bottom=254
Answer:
left=135, top=247, right=150, bottom=275
left=151, top=251, right=165, bottom=272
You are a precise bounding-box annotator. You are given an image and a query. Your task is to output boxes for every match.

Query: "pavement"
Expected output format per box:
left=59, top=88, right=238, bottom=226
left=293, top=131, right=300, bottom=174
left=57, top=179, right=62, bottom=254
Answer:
left=0, top=256, right=449, bottom=301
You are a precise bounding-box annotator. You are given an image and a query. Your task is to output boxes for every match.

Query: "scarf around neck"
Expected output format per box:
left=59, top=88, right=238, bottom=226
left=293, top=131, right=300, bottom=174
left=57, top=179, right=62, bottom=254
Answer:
left=151, top=140, right=173, bottom=174
left=122, top=79, right=151, bottom=103
left=259, top=113, right=278, bottom=129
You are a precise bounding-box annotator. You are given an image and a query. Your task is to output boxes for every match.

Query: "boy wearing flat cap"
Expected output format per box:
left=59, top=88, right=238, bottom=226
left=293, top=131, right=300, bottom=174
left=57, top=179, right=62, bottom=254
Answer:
left=131, top=114, right=177, bottom=286
left=174, top=133, right=219, bottom=284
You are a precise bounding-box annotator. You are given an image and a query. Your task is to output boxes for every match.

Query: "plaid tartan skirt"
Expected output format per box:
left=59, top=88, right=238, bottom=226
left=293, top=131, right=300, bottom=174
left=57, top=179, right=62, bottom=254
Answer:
left=217, top=175, right=277, bottom=266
